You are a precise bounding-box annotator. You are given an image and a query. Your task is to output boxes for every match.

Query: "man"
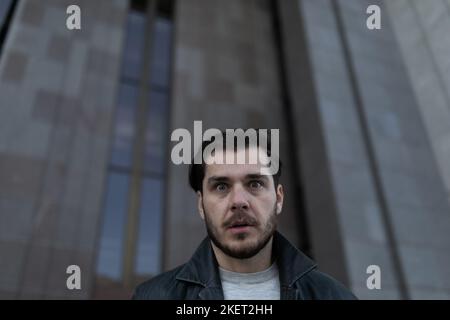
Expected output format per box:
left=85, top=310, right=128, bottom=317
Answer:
left=133, top=130, right=356, bottom=300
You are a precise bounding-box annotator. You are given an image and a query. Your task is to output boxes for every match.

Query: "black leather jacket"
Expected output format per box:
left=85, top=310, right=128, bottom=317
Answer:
left=133, top=231, right=357, bottom=300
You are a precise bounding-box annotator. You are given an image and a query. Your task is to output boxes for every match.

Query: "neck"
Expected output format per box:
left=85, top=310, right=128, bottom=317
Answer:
left=211, top=237, right=274, bottom=273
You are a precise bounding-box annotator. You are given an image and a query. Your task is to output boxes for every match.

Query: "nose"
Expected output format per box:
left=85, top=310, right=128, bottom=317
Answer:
left=230, top=184, right=249, bottom=212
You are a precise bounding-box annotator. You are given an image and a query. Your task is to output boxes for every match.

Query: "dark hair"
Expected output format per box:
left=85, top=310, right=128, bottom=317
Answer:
left=188, top=129, right=282, bottom=193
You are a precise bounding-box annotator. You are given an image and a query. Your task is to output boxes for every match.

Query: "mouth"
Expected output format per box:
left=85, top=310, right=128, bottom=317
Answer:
left=227, top=222, right=254, bottom=234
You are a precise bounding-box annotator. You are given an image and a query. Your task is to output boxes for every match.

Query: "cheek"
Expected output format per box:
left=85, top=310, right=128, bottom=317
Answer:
left=258, top=194, right=277, bottom=211
left=203, top=196, right=228, bottom=218
left=254, top=194, right=277, bottom=214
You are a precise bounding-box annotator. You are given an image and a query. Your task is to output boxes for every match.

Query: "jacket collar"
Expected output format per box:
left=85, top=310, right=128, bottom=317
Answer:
left=175, top=236, right=224, bottom=299
left=272, top=231, right=317, bottom=287
left=175, top=231, right=317, bottom=299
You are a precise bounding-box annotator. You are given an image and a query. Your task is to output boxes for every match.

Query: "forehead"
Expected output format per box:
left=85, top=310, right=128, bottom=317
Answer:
left=203, top=147, right=271, bottom=178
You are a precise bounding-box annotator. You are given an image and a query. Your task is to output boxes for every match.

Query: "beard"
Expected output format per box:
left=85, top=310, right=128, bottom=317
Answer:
left=203, top=203, right=278, bottom=259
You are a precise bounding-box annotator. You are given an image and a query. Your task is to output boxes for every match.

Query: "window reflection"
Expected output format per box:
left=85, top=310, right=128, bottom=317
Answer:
left=121, top=11, right=147, bottom=81
left=0, top=0, right=13, bottom=27
left=144, top=90, right=169, bottom=174
left=111, top=84, right=139, bottom=168
left=135, top=178, right=164, bottom=276
left=96, top=173, right=130, bottom=281
left=150, top=17, right=173, bottom=88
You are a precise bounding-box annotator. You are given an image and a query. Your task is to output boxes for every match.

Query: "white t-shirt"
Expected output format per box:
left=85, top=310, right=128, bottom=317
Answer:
left=219, top=263, right=280, bottom=300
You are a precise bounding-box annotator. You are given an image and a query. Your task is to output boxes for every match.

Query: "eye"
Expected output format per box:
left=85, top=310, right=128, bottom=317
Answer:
left=249, top=180, right=263, bottom=190
left=215, top=183, right=228, bottom=192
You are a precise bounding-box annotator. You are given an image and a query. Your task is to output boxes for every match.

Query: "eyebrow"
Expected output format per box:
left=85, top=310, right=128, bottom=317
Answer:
left=206, top=174, right=269, bottom=185
left=207, top=176, right=230, bottom=185
left=245, top=174, right=269, bottom=181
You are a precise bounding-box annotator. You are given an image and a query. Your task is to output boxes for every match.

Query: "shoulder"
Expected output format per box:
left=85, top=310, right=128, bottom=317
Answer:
left=132, top=265, right=185, bottom=300
left=299, top=269, right=358, bottom=300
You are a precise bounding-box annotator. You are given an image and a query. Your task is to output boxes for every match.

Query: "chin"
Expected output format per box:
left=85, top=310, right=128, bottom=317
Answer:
left=227, top=239, right=262, bottom=254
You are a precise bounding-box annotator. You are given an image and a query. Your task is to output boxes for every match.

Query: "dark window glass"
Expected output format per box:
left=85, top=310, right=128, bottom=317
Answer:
left=0, top=0, right=13, bottom=26
left=150, top=16, right=173, bottom=88
left=111, top=84, right=139, bottom=168
left=131, top=0, right=147, bottom=12
left=156, top=0, right=174, bottom=19
left=135, top=178, right=164, bottom=276
left=121, top=11, right=147, bottom=81
left=96, top=173, right=130, bottom=280
left=144, top=89, right=169, bottom=174
left=0, top=0, right=15, bottom=56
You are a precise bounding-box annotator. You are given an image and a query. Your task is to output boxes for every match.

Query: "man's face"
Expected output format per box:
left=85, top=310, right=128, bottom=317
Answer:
left=197, top=147, right=284, bottom=259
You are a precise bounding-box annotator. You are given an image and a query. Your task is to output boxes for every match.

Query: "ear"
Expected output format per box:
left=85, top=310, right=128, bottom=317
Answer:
left=275, top=184, right=284, bottom=215
left=197, top=191, right=205, bottom=220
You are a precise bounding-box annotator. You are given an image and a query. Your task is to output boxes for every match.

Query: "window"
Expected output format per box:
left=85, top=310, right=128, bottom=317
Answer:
left=95, top=0, right=174, bottom=299
left=135, top=178, right=164, bottom=275
left=96, top=173, right=130, bottom=281
left=0, top=0, right=17, bottom=58
left=0, top=0, right=13, bottom=24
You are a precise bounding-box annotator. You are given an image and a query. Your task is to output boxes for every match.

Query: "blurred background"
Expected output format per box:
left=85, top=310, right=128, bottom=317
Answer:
left=0, top=0, right=450, bottom=299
